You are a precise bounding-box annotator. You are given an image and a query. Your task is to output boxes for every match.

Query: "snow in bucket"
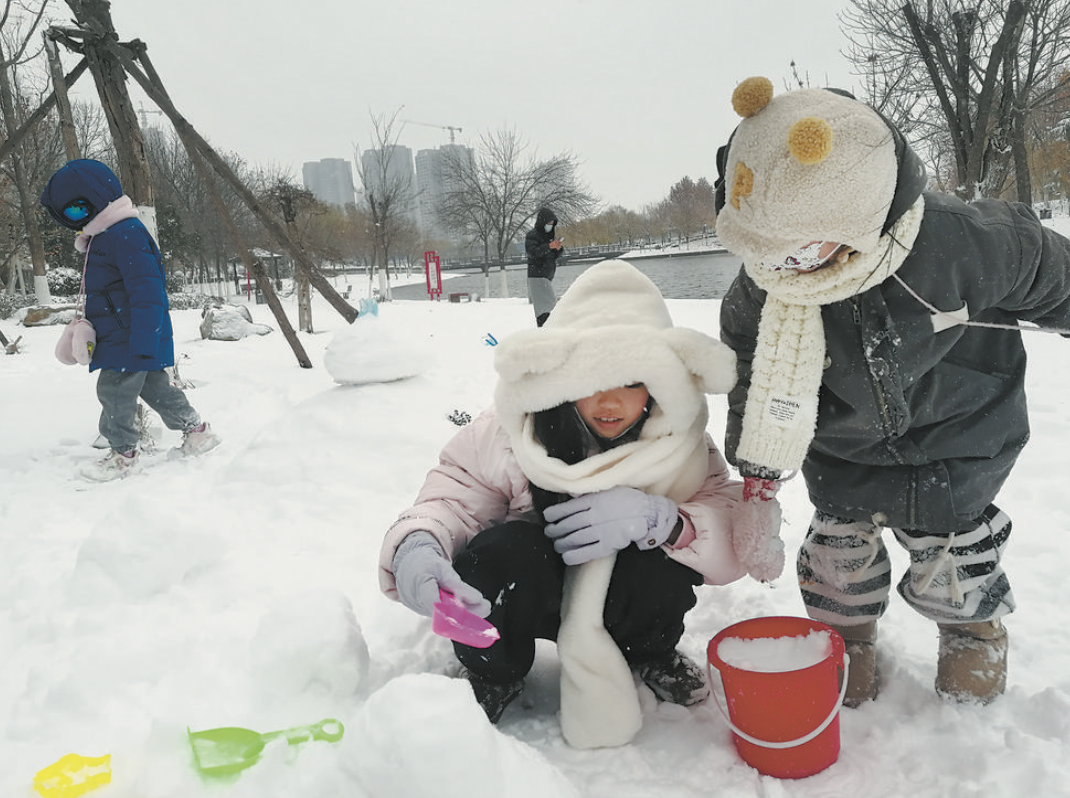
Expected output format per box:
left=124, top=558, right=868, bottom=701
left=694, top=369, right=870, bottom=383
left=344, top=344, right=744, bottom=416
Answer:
left=717, top=630, right=833, bottom=673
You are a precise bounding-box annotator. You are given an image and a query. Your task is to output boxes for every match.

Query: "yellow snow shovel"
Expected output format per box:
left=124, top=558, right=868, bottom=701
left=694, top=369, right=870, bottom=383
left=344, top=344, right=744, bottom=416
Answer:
left=187, top=717, right=344, bottom=776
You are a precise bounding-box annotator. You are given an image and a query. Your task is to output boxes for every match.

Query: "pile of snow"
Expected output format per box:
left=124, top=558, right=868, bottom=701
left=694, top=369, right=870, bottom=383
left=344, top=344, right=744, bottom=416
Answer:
left=718, top=631, right=833, bottom=673
left=3, top=261, right=1070, bottom=796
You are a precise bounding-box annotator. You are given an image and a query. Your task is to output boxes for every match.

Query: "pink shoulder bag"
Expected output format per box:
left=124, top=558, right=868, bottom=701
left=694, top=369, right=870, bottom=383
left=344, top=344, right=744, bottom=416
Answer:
left=55, top=239, right=96, bottom=366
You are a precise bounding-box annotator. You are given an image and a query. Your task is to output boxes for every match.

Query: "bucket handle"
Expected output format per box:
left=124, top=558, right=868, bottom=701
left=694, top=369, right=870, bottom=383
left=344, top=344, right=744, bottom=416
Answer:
left=706, top=651, right=850, bottom=750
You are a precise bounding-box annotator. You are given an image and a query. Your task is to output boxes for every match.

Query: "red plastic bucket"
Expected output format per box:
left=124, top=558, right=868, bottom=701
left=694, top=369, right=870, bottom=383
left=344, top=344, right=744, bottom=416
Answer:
left=707, top=616, right=847, bottom=779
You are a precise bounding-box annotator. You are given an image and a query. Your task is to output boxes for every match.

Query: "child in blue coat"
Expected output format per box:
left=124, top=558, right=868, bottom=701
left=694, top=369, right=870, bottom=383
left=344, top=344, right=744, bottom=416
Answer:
left=41, top=159, right=220, bottom=481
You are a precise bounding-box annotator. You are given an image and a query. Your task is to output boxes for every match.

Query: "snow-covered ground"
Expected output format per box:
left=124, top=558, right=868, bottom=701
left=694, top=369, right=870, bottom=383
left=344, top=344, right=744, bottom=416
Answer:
left=3, top=253, right=1070, bottom=797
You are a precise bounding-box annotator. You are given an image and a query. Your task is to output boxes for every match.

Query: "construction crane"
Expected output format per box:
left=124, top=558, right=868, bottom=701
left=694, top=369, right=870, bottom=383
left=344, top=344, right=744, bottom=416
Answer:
left=137, top=103, right=164, bottom=128
left=402, top=119, right=462, bottom=145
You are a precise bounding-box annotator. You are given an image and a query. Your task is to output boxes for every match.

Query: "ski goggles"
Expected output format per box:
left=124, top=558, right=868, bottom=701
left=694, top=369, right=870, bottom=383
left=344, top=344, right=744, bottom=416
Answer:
left=759, top=241, right=846, bottom=273
left=61, top=198, right=95, bottom=224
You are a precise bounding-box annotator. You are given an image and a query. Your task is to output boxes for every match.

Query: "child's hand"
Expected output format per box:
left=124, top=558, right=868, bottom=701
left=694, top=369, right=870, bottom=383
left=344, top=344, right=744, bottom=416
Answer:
left=544, top=487, right=678, bottom=565
left=392, top=531, right=490, bottom=617
left=733, top=476, right=786, bottom=582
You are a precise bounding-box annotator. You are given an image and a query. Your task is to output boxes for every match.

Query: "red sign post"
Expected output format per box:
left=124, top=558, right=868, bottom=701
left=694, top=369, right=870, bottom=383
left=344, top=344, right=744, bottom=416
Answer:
left=424, top=251, right=442, bottom=300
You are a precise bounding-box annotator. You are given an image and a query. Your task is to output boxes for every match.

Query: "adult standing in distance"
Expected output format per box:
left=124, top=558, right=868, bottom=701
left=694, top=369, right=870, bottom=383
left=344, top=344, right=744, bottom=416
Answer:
left=526, top=207, right=564, bottom=327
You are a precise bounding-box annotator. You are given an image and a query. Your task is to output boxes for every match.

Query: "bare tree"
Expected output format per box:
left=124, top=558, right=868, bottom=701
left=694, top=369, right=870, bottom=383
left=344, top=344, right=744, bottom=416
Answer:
left=436, top=126, right=597, bottom=295
left=842, top=0, right=1070, bottom=202
left=655, top=176, right=718, bottom=239
left=0, top=0, right=53, bottom=302
left=354, top=109, right=417, bottom=302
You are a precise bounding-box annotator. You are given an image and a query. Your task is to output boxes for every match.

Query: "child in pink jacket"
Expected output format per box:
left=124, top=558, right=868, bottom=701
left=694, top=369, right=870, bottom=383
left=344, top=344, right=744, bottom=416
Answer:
left=379, top=260, right=777, bottom=740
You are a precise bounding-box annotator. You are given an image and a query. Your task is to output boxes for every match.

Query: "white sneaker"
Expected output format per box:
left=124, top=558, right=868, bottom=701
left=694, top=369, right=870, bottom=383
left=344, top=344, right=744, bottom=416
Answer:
left=81, top=448, right=140, bottom=482
left=175, top=422, right=221, bottom=457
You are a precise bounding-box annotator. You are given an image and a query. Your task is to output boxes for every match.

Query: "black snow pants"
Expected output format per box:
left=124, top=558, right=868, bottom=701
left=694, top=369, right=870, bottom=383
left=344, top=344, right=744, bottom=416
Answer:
left=452, top=520, right=702, bottom=684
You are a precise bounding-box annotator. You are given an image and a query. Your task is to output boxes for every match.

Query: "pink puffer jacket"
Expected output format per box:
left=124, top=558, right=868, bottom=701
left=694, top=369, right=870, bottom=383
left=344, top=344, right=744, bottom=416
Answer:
left=379, top=409, right=746, bottom=599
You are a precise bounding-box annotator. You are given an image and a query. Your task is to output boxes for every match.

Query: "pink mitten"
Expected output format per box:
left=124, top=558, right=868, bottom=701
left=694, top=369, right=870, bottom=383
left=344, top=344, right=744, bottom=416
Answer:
left=733, top=476, right=785, bottom=582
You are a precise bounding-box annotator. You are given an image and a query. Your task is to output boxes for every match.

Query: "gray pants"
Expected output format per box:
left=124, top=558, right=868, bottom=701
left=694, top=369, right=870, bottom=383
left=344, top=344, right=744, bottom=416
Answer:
left=527, top=277, right=556, bottom=320
left=96, top=369, right=200, bottom=452
left=797, top=506, right=1015, bottom=625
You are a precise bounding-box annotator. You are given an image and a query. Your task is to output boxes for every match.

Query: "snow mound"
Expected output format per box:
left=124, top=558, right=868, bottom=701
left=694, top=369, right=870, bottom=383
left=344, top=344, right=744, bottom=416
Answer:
left=324, top=311, right=430, bottom=385
left=249, top=590, right=370, bottom=700
left=349, top=673, right=581, bottom=798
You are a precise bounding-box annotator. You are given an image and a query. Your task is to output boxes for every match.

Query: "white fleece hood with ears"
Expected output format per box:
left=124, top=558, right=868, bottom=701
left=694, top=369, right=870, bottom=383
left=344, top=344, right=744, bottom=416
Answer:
left=494, top=258, right=737, bottom=502
left=493, top=259, right=738, bottom=751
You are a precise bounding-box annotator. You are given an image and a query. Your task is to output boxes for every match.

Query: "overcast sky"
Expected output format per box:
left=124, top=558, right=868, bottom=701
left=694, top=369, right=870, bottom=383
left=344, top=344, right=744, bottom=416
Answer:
left=70, top=0, right=857, bottom=212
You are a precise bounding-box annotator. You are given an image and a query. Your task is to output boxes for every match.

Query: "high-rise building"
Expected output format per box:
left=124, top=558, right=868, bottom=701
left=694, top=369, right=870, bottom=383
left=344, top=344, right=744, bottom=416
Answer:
left=302, top=158, right=356, bottom=208
left=415, top=144, right=474, bottom=239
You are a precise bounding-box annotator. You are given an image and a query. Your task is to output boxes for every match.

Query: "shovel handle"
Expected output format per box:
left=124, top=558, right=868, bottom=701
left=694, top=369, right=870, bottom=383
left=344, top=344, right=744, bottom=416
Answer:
left=261, top=718, right=345, bottom=746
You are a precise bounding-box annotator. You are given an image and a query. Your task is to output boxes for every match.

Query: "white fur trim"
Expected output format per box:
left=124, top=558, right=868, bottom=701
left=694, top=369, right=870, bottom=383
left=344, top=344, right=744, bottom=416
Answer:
left=74, top=195, right=139, bottom=253
left=558, top=555, right=642, bottom=748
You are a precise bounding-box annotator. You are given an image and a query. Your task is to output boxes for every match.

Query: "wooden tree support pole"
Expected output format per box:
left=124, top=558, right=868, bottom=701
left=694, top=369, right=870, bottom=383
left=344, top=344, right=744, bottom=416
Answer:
left=114, top=42, right=360, bottom=324
left=0, top=57, right=87, bottom=165
left=43, top=34, right=81, bottom=160
left=117, top=43, right=311, bottom=368
left=182, top=134, right=313, bottom=368
left=63, top=0, right=154, bottom=207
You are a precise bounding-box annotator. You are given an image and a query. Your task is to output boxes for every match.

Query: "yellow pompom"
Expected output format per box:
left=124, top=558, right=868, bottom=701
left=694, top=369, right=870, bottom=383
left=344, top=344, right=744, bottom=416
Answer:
left=731, top=77, right=774, bottom=118
left=788, top=117, right=834, bottom=165
left=730, top=162, right=754, bottom=209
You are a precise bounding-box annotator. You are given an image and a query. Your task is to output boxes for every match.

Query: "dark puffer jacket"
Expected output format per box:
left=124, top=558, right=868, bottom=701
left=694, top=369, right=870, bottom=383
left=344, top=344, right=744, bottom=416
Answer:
left=721, top=191, right=1070, bottom=531
left=525, top=207, right=562, bottom=280
left=40, top=160, right=174, bottom=373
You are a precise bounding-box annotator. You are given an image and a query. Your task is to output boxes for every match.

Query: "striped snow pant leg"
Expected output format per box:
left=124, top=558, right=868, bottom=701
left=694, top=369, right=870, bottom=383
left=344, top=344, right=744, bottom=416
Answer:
left=892, top=504, right=1016, bottom=624
left=797, top=511, right=892, bottom=626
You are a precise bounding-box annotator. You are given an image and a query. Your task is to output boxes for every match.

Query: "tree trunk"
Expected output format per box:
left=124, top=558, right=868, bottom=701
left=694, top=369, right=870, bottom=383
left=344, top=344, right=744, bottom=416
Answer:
left=498, top=264, right=509, bottom=298
left=0, top=40, right=51, bottom=304
left=297, top=271, right=312, bottom=332
left=902, top=1, right=1027, bottom=199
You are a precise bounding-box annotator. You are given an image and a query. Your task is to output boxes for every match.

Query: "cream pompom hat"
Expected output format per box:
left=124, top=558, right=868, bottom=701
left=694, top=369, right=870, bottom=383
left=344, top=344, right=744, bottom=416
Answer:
left=714, top=78, right=928, bottom=473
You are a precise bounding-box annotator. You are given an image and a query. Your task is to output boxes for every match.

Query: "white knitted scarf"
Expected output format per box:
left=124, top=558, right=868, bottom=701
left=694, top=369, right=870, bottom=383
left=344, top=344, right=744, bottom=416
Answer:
left=737, top=196, right=924, bottom=472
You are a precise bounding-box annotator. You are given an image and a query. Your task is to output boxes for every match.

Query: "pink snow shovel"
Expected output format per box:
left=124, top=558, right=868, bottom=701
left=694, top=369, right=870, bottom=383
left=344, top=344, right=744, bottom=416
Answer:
left=433, top=588, right=500, bottom=648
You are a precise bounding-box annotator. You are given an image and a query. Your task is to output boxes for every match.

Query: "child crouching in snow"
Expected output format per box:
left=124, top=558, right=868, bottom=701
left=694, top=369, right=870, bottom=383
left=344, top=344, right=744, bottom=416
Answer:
left=379, top=259, right=779, bottom=746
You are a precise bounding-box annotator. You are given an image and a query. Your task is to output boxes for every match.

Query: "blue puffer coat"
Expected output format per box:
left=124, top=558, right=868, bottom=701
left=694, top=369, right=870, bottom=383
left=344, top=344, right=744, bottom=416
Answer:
left=40, top=160, right=174, bottom=373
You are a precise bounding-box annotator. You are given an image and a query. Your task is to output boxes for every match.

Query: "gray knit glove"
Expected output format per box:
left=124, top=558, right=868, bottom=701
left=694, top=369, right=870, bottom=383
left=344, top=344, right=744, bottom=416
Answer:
left=391, top=531, right=491, bottom=618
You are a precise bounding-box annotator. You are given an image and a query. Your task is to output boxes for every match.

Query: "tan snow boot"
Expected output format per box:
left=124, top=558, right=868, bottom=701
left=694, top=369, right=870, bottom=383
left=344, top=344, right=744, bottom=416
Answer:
left=935, top=619, right=1008, bottom=704
left=830, top=621, right=879, bottom=708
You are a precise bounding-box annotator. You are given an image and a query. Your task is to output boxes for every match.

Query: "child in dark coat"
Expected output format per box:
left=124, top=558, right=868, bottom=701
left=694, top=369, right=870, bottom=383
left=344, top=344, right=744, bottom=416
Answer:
left=41, top=159, right=220, bottom=481
left=714, top=77, right=1070, bottom=706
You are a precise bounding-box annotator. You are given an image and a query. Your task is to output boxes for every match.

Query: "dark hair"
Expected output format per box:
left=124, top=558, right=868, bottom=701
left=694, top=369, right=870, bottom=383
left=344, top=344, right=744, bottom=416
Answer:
left=530, top=404, right=587, bottom=515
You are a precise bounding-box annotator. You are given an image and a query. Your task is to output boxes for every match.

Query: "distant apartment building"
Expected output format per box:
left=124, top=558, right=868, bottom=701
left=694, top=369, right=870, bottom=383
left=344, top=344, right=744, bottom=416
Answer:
left=302, top=158, right=356, bottom=208
left=415, top=143, right=474, bottom=240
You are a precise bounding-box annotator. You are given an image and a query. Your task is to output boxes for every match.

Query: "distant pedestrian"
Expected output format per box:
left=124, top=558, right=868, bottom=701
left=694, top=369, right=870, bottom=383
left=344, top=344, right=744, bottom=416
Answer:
left=525, top=207, right=564, bottom=326
left=41, top=159, right=221, bottom=481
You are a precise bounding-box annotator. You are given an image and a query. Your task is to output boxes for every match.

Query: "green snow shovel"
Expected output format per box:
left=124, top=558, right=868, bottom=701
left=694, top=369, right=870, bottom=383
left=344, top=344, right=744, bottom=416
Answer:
left=188, top=717, right=344, bottom=776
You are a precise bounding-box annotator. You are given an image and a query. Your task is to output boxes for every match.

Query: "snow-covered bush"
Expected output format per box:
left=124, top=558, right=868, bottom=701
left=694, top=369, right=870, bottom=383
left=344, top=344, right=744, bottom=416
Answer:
left=168, top=291, right=213, bottom=311
left=46, top=267, right=82, bottom=298
left=0, top=292, right=37, bottom=320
